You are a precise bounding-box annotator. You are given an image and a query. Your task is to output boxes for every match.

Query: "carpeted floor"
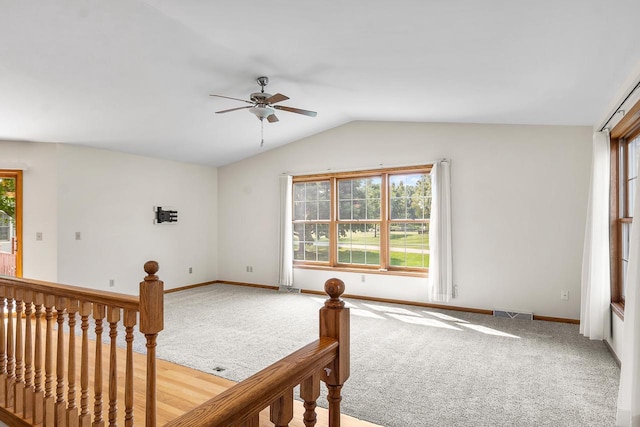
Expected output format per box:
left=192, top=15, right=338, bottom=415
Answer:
left=145, top=284, right=618, bottom=427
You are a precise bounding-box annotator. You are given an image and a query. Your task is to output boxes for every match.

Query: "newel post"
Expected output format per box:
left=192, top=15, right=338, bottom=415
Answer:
left=319, top=278, right=350, bottom=427
left=139, top=261, right=164, bottom=427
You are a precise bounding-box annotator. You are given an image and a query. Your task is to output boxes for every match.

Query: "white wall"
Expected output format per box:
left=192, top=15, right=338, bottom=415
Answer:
left=0, top=140, right=58, bottom=280
left=218, top=121, right=592, bottom=319
left=0, top=140, right=218, bottom=294
left=56, top=144, right=218, bottom=294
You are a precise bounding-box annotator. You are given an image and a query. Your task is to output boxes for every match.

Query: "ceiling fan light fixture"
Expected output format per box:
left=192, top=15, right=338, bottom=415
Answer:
left=249, top=105, right=275, bottom=119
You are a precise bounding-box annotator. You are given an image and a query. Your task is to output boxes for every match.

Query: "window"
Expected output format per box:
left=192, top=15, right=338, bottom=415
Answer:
left=293, top=166, right=431, bottom=274
left=388, top=173, right=431, bottom=268
left=337, top=177, right=381, bottom=266
left=612, top=136, right=640, bottom=311
left=618, top=138, right=639, bottom=305
left=293, top=181, right=330, bottom=262
left=610, top=97, right=640, bottom=316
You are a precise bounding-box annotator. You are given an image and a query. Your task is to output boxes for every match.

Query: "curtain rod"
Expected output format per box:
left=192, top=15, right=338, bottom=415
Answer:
left=282, top=159, right=449, bottom=177
left=600, top=79, right=640, bottom=132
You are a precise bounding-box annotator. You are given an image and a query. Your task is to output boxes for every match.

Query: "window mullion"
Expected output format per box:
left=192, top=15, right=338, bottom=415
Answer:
left=329, top=177, right=337, bottom=267
left=380, top=173, right=389, bottom=271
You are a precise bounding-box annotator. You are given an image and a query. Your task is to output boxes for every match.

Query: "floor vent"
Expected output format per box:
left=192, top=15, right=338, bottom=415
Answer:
left=493, top=310, right=533, bottom=320
left=278, top=286, right=301, bottom=293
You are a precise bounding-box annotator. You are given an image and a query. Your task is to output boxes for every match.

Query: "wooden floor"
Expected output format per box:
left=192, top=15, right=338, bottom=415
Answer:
left=1, top=321, right=379, bottom=427
left=154, top=355, right=379, bottom=426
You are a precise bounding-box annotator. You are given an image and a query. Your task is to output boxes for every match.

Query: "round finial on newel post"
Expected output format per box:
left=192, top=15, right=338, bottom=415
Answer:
left=144, top=260, right=159, bottom=280
left=324, top=278, right=345, bottom=308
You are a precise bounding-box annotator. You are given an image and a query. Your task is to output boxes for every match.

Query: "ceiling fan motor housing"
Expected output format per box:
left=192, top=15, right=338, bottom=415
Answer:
left=249, top=90, right=274, bottom=119
left=250, top=92, right=272, bottom=104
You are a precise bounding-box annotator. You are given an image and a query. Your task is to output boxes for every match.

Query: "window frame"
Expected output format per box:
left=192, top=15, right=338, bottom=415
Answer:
left=610, top=97, right=640, bottom=319
left=292, top=165, right=432, bottom=276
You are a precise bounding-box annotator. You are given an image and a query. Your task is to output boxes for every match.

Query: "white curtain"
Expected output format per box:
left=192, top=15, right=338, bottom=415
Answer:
left=277, top=175, right=294, bottom=288
left=579, top=131, right=611, bottom=340
left=428, top=160, right=452, bottom=302
left=617, top=146, right=640, bottom=426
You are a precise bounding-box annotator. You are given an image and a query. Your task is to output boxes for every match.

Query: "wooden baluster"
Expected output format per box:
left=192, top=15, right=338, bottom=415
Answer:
left=320, top=279, right=350, bottom=427
left=44, top=294, right=56, bottom=427
left=0, top=287, right=6, bottom=405
left=139, top=260, right=164, bottom=427
left=56, top=296, right=67, bottom=426
left=123, top=310, right=137, bottom=427
left=23, top=291, right=33, bottom=420
left=67, top=299, right=80, bottom=427
left=6, top=287, right=15, bottom=408
left=93, top=303, right=106, bottom=427
left=33, top=293, right=44, bottom=426
left=270, top=389, right=294, bottom=427
left=79, top=301, right=92, bottom=427
left=300, top=373, right=321, bottom=427
left=107, top=307, right=120, bottom=427
left=327, top=386, right=343, bottom=426
left=14, top=289, right=24, bottom=414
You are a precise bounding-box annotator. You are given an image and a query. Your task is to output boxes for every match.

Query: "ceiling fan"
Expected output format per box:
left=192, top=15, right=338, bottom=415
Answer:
left=210, top=76, right=317, bottom=146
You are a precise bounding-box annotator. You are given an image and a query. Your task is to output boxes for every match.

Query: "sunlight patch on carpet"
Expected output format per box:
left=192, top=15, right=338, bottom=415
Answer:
left=350, top=308, right=386, bottom=319
left=461, top=323, right=520, bottom=339
left=386, top=313, right=463, bottom=330
left=422, top=311, right=470, bottom=323
left=362, top=303, right=419, bottom=316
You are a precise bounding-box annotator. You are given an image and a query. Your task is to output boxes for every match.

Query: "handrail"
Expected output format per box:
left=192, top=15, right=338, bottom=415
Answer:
left=165, top=337, right=339, bottom=426
left=0, top=261, right=163, bottom=427
left=0, top=275, right=139, bottom=311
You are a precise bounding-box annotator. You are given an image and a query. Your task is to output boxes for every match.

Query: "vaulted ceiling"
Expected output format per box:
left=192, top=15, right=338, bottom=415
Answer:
left=1, top=1, right=640, bottom=166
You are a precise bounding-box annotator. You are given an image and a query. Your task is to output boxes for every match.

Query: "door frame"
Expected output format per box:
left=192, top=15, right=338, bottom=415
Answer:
left=0, top=170, right=22, bottom=277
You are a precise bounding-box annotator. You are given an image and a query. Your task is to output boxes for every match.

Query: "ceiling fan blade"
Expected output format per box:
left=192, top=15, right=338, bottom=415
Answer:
left=209, top=94, right=254, bottom=104
left=274, top=105, right=318, bottom=117
left=267, top=114, right=279, bottom=123
left=265, top=93, right=289, bottom=104
left=215, top=105, right=253, bottom=114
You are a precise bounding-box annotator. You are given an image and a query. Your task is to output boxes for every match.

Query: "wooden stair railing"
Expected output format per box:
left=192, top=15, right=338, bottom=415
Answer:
left=0, top=263, right=350, bottom=427
left=0, top=260, right=164, bottom=427
left=165, top=278, right=350, bottom=427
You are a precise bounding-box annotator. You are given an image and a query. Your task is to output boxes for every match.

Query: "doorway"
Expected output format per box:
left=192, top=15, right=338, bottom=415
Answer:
left=0, top=170, right=22, bottom=277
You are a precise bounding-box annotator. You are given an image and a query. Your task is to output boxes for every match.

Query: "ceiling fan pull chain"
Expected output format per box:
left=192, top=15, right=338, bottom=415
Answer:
left=260, top=118, right=264, bottom=147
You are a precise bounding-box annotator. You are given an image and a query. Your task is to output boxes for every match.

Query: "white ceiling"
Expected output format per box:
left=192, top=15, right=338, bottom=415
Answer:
left=1, top=1, right=640, bottom=166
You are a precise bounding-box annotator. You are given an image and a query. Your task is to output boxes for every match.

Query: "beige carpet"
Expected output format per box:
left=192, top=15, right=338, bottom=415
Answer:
left=141, top=284, right=619, bottom=427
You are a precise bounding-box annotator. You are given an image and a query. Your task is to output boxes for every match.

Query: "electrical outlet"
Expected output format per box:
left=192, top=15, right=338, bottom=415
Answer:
left=36, top=232, right=43, bottom=241
left=453, top=285, right=459, bottom=298
left=75, top=232, right=81, bottom=240
left=560, top=290, right=569, bottom=300
left=246, top=266, right=253, bottom=273
left=189, top=267, right=192, bottom=274
left=361, top=275, right=365, bottom=282
left=109, top=279, right=115, bottom=288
